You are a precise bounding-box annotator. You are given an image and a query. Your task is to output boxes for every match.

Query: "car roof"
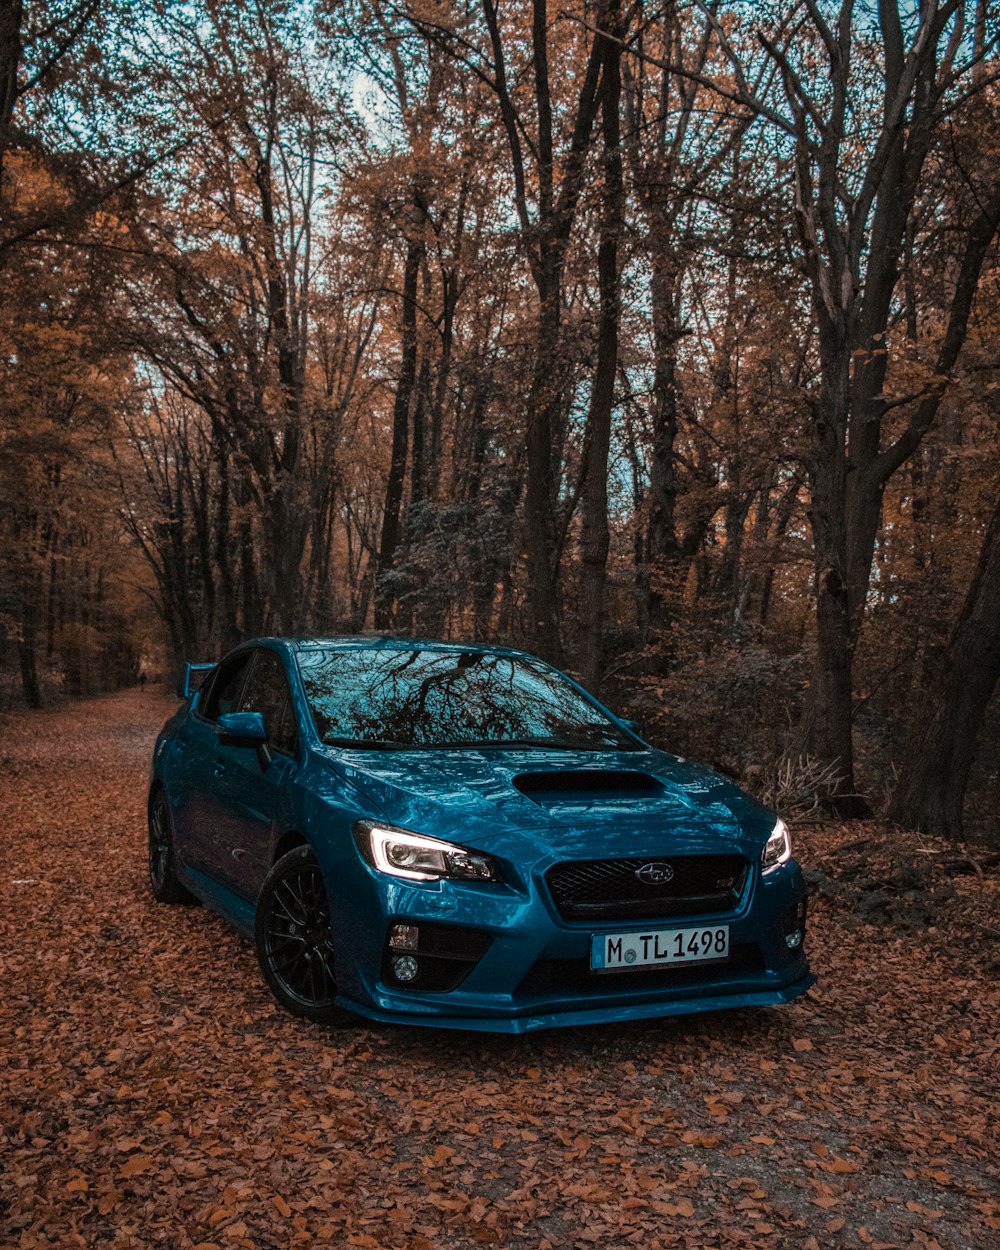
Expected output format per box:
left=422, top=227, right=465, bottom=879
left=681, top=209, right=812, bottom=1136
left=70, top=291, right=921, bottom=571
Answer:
left=244, top=635, right=538, bottom=661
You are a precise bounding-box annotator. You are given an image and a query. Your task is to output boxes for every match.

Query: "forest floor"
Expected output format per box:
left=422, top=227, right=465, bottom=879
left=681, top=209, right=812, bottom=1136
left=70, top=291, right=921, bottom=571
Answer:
left=0, top=690, right=997, bottom=1250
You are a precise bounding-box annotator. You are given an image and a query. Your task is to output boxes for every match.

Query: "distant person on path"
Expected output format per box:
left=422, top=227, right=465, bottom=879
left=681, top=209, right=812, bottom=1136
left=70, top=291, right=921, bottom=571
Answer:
left=139, top=672, right=147, bottom=691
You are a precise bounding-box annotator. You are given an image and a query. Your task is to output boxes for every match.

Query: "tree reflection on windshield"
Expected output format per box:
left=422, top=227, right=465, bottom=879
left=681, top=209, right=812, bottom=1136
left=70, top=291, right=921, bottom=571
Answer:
left=296, top=647, right=634, bottom=750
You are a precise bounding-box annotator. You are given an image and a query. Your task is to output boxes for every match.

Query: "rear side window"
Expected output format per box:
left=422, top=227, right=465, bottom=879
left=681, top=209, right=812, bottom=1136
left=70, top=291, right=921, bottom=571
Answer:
left=239, top=650, right=297, bottom=756
left=202, top=653, right=253, bottom=721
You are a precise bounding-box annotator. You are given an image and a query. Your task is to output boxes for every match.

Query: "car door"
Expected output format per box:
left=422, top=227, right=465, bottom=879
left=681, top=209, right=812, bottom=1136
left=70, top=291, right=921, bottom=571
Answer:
left=170, top=650, right=254, bottom=879
left=210, top=648, right=300, bottom=899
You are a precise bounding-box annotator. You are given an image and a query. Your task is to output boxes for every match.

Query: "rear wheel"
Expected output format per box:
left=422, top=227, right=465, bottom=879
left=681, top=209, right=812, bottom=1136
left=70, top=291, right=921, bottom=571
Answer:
left=255, top=845, right=344, bottom=1024
left=147, top=790, right=195, bottom=904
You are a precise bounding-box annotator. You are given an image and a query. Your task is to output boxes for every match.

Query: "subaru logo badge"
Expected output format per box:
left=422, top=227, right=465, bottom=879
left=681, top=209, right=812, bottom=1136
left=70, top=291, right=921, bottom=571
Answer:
left=636, top=861, right=674, bottom=885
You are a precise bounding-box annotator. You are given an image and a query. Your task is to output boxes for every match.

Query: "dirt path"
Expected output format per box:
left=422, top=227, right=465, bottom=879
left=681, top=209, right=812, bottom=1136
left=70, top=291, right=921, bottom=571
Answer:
left=1, top=691, right=997, bottom=1250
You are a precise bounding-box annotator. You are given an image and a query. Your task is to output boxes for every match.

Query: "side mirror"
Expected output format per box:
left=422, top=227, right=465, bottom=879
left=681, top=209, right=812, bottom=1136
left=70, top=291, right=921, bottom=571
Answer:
left=621, top=718, right=643, bottom=738
left=216, top=711, right=269, bottom=748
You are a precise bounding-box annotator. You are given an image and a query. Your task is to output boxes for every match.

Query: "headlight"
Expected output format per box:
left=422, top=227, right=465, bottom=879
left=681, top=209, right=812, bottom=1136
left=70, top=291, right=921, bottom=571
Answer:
left=353, top=821, right=499, bottom=883
left=761, top=817, right=792, bottom=874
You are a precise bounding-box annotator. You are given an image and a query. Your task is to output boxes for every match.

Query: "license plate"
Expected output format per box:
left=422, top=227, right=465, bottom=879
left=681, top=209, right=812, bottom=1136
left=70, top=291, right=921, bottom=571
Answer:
left=591, top=925, right=729, bottom=971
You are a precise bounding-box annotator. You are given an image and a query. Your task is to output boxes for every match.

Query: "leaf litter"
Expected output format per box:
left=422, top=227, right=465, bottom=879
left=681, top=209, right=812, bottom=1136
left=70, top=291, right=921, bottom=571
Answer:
left=1, top=691, right=997, bottom=1249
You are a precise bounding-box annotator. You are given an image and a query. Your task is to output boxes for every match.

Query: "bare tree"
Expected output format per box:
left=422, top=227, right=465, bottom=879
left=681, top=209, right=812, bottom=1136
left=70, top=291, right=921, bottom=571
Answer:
left=673, top=1, right=1000, bottom=806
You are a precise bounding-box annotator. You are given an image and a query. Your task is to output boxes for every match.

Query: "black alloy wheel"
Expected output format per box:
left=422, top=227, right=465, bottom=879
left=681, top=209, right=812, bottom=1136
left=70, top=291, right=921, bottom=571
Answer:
left=147, top=790, right=195, bottom=904
left=255, top=845, right=343, bottom=1023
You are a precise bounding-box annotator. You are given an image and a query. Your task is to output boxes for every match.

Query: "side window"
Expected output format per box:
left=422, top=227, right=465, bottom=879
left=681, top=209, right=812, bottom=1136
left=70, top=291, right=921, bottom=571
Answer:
left=239, top=650, right=298, bottom=757
left=202, top=653, right=253, bottom=722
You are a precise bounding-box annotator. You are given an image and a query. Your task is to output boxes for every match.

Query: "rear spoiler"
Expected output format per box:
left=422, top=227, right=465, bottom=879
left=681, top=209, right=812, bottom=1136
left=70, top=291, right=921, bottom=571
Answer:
left=179, top=662, right=215, bottom=700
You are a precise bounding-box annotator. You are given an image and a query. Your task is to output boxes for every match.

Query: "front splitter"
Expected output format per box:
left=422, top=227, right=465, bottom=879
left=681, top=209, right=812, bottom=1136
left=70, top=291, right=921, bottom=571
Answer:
left=335, top=970, right=817, bottom=1034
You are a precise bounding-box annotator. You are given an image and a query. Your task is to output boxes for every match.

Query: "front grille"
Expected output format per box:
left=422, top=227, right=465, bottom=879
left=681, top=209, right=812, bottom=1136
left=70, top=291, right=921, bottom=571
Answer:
left=545, top=854, right=748, bottom=921
left=516, top=944, right=763, bottom=999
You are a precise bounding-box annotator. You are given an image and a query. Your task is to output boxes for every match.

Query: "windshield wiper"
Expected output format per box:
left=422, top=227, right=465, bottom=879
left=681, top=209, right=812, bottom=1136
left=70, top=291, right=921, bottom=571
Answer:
left=433, top=737, right=610, bottom=751
left=323, top=736, right=413, bottom=750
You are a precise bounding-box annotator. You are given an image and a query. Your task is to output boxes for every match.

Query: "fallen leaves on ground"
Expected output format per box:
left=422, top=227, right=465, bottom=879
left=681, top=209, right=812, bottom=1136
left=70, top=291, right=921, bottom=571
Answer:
left=1, top=692, right=997, bottom=1249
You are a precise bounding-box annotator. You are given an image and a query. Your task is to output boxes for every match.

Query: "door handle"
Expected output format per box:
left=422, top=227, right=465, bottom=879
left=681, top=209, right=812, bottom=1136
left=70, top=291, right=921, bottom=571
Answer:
left=212, top=759, right=228, bottom=777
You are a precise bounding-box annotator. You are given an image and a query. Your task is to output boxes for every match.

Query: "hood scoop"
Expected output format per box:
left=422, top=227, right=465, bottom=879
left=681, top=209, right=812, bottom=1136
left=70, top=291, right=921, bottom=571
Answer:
left=513, top=770, right=665, bottom=806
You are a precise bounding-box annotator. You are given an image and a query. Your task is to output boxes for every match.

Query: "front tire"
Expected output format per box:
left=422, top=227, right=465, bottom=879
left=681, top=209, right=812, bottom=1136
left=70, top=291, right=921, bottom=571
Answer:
left=148, top=789, right=196, bottom=904
left=255, top=846, right=343, bottom=1024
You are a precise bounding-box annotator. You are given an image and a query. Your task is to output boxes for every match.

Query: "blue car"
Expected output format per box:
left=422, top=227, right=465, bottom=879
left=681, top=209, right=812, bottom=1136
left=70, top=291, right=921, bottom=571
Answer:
left=148, top=637, right=813, bottom=1032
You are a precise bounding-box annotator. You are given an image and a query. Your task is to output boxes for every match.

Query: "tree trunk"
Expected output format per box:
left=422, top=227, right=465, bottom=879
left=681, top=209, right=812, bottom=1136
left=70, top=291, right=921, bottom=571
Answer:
left=644, top=259, right=684, bottom=634
left=254, top=133, right=310, bottom=635
left=888, top=497, right=1000, bottom=840
left=806, top=366, right=870, bottom=815
left=0, top=0, right=22, bottom=187
left=375, top=219, right=422, bottom=630
left=578, top=0, right=622, bottom=689
left=523, top=282, right=565, bottom=663
left=18, top=606, right=41, bottom=708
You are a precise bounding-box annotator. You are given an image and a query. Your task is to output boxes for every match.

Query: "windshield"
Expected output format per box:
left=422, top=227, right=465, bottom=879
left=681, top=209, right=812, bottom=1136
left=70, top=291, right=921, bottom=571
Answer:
left=295, top=646, right=636, bottom=750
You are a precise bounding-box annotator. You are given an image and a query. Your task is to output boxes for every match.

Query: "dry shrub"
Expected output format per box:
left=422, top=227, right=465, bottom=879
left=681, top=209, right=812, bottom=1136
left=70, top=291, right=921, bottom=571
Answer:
left=756, top=753, right=850, bottom=817
left=621, top=638, right=809, bottom=780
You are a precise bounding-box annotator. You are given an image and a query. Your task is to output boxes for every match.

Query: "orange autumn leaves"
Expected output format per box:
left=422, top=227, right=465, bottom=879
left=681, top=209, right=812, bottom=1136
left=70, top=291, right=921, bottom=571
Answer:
left=1, top=691, right=998, bottom=1250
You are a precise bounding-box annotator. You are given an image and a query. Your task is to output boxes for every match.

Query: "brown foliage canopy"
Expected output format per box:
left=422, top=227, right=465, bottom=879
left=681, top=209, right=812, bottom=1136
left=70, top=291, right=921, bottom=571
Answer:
left=1, top=0, right=999, bottom=835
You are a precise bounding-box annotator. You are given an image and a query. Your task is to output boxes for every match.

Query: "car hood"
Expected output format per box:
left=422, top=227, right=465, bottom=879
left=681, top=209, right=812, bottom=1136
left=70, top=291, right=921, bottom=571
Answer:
left=320, top=745, right=773, bottom=862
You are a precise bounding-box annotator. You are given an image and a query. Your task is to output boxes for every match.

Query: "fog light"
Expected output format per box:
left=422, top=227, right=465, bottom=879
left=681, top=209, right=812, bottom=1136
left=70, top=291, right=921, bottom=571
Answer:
left=785, top=929, right=803, bottom=950
left=390, top=924, right=419, bottom=951
left=393, top=955, right=419, bottom=982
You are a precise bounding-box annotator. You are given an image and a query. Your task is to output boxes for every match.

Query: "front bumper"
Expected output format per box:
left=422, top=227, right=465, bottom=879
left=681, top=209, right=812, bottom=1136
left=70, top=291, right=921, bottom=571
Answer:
left=325, top=852, right=814, bottom=1033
